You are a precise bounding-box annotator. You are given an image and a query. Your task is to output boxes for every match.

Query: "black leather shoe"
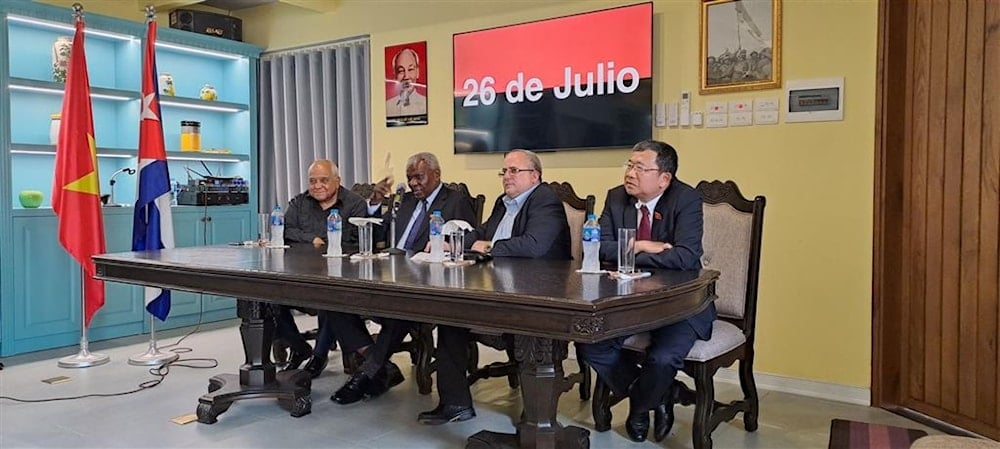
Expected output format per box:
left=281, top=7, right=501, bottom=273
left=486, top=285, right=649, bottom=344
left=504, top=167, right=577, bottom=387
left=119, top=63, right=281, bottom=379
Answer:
left=282, top=350, right=310, bottom=372
left=653, top=400, right=674, bottom=442
left=383, top=361, right=404, bottom=390
left=625, top=408, right=650, bottom=442
left=653, top=381, right=680, bottom=442
left=366, top=361, right=406, bottom=398
left=303, top=354, right=328, bottom=379
left=332, top=372, right=372, bottom=405
left=417, top=404, right=476, bottom=425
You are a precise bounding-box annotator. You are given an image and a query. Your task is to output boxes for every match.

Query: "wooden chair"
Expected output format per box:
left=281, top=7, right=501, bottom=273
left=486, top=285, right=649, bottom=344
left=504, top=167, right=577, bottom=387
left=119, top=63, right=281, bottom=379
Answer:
left=466, top=181, right=596, bottom=400
left=591, top=180, right=766, bottom=449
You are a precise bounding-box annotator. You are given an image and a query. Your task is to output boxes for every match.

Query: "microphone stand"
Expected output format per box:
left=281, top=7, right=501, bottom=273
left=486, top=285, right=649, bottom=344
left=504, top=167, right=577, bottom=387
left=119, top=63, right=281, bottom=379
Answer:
left=384, top=194, right=405, bottom=255
left=108, top=167, right=136, bottom=207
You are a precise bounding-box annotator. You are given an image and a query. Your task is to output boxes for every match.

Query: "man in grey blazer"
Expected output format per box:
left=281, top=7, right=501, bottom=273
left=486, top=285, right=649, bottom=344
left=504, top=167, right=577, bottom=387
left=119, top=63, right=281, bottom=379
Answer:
left=417, top=149, right=572, bottom=425
left=329, top=152, right=478, bottom=404
left=578, top=140, right=714, bottom=443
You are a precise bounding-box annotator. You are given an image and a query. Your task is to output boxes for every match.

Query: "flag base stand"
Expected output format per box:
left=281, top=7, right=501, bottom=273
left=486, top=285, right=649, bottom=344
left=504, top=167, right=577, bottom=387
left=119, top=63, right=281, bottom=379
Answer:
left=58, top=347, right=110, bottom=368
left=128, top=343, right=178, bottom=366
left=59, top=315, right=109, bottom=368
left=128, top=316, right=176, bottom=366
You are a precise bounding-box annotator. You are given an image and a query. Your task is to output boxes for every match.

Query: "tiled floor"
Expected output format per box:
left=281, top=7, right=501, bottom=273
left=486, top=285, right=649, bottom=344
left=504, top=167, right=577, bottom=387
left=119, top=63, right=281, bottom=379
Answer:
left=0, top=318, right=939, bottom=448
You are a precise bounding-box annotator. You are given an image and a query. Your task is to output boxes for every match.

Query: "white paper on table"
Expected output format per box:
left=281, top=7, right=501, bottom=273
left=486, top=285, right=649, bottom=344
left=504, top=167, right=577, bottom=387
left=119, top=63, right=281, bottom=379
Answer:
left=348, top=217, right=383, bottom=227
left=442, top=220, right=473, bottom=234
left=608, top=271, right=651, bottom=281
left=410, top=252, right=450, bottom=263
left=350, top=252, right=389, bottom=261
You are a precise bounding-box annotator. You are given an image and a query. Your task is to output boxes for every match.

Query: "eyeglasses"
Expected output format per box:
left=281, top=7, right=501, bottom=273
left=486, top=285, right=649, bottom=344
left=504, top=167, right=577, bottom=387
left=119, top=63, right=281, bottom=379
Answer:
left=498, top=167, right=537, bottom=176
left=623, top=162, right=661, bottom=174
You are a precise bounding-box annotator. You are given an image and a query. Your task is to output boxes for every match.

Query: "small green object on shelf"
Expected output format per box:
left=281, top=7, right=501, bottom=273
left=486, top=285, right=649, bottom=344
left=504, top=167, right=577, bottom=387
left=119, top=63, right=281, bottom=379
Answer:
left=18, top=190, right=43, bottom=208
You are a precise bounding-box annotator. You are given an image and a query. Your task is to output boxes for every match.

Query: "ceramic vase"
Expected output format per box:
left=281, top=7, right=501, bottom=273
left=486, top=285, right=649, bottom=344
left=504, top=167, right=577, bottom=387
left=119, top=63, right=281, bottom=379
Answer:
left=158, top=72, right=175, bottom=96
left=199, top=84, right=218, bottom=101
left=51, top=36, right=72, bottom=83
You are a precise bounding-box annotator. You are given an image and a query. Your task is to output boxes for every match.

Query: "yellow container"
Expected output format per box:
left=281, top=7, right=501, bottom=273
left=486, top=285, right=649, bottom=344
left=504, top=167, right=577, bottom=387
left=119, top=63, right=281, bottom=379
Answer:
left=180, top=120, right=200, bottom=151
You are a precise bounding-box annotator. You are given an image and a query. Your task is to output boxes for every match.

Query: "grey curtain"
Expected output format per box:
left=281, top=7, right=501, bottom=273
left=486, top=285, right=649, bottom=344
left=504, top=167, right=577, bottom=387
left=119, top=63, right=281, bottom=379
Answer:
left=259, top=37, right=371, bottom=210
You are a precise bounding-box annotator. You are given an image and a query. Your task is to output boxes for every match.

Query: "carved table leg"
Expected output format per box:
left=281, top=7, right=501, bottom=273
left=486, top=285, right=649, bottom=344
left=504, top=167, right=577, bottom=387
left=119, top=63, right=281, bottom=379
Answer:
left=196, top=300, right=312, bottom=424
left=467, top=336, right=590, bottom=449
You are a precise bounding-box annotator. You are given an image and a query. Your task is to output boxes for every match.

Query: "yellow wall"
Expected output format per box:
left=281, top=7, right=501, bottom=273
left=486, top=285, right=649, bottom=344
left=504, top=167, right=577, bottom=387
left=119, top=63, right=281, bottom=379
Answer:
left=48, top=0, right=879, bottom=388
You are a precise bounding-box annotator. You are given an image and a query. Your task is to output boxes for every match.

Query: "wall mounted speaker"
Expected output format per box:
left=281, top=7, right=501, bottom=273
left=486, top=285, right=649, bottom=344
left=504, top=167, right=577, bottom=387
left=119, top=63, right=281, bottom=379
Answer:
left=169, top=9, right=243, bottom=42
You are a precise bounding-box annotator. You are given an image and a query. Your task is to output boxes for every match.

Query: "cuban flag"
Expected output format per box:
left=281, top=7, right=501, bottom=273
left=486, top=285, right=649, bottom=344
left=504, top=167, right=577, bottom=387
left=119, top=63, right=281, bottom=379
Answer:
left=132, top=18, right=174, bottom=321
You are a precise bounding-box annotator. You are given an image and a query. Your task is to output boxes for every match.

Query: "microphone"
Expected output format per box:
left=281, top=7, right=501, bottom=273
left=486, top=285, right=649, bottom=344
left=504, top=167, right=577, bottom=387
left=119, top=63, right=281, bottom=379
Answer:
left=385, top=182, right=408, bottom=255
left=393, top=183, right=406, bottom=208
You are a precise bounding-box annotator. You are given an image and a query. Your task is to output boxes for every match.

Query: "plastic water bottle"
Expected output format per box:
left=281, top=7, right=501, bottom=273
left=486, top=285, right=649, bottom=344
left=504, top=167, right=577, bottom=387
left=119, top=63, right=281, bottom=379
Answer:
left=429, top=210, right=445, bottom=261
left=582, top=213, right=601, bottom=272
left=269, top=204, right=285, bottom=247
left=326, top=209, right=342, bottom=256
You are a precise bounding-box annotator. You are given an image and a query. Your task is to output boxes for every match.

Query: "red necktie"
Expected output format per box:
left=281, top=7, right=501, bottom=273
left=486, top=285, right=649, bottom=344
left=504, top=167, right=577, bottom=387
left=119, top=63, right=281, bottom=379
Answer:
left=638, top=205, right=652, bottom=241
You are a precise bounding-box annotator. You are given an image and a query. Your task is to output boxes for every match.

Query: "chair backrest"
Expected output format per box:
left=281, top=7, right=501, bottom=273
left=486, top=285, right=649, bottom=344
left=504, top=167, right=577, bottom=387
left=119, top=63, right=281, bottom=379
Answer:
left=544, top=181, right=596, bottom=261
left=696, top=180, right=765, bottom=338
left=443, top=182, right=486, bottom=227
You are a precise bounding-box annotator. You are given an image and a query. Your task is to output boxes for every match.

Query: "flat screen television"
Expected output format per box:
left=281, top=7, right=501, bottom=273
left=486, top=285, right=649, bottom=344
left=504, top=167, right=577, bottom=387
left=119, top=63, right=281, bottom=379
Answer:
left=453, top=3, right=652, bottom=154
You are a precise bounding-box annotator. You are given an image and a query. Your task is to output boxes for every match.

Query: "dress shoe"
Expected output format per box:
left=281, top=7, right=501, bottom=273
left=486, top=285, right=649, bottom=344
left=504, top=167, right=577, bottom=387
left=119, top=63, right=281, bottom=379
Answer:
left=625, top=408, right=650, bottom=442
left=653, top=400, right=674, bottom=442
left=282, top=350, right=310, bottom=372
left=365, top=361, right=406, bottom=398
left=653, top=383, right=679, bottom=442
left=302, top=354, right=328, bottom=379
left=417, top=404, right=476, bottom=425
left=332, top=372, right=373, bottom=405
left=383, top=361, right=404, bottom=390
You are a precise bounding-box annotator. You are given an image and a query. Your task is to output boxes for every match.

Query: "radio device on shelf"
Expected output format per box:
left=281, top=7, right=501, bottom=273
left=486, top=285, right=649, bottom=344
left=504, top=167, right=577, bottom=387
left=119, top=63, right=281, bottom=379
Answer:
left=177, top=175, right=249, bottom=206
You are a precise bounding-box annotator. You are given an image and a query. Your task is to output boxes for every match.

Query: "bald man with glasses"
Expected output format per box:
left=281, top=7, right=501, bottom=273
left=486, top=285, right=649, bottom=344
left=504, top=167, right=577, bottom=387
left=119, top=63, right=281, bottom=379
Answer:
left=417, top=149, right=572, bottom=425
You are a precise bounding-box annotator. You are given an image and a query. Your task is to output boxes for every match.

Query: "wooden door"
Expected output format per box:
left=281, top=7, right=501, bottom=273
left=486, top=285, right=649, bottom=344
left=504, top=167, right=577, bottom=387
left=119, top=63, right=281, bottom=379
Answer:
left=874, top=0, right=1000, bottom=438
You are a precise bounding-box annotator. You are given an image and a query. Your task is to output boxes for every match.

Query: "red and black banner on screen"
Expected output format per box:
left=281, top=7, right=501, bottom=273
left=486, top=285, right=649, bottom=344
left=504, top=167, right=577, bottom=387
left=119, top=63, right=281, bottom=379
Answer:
left=453, top=3, right=652, bottom=153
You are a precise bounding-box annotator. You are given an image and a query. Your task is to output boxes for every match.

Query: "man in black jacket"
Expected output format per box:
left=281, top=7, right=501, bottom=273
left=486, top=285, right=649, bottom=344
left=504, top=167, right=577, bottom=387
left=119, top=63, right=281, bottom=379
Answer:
left=417, top=149, right=571, bottom=425
left=275, top=159, right=367, bottom=378
left=330, top=152, right=478, bottom=404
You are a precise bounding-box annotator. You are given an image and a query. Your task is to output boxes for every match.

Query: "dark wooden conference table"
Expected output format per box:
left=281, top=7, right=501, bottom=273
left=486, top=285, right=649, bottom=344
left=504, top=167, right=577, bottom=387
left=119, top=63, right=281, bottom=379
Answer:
left=94, top=244, right=718, bottom=449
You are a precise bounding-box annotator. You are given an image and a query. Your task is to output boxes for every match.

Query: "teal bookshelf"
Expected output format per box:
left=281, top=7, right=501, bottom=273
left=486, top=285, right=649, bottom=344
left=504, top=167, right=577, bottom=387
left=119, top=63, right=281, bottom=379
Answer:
left=0, top=1, right=262, bottom=356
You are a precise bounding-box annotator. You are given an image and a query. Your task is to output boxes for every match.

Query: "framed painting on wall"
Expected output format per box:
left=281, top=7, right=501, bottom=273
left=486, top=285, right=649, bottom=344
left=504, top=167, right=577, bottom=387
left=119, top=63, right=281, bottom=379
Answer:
left=700, top=0, right=781, bottom=94
left=385, top=41, right=428, bottom=126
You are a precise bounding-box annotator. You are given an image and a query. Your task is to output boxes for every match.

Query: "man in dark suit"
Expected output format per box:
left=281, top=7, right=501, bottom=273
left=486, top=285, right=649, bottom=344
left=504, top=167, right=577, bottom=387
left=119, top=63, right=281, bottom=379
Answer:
left=330, top=152, right=478, bottom=404
left=418, top=149, right=572, bottom=425
left=577, top=140, right=713, bottom=443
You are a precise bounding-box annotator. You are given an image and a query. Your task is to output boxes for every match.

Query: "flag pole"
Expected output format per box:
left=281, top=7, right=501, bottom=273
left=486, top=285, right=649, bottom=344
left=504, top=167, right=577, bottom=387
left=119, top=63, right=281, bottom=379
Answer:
left=128, top=5, right=177, bottom=366
left=129, top=314, right=178, bottom=365
left=59, top=265, right=110, bottom=368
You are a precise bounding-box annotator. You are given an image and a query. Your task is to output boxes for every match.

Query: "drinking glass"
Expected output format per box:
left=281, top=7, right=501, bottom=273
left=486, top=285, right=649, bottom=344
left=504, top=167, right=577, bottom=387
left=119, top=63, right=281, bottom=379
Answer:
left=448, top=231, right=465, bottom=263
left=257, top=213, right=270, bottom=246
left=358, top=223, right=374, bottom=256
left=617, top=228, right=636, bottom=274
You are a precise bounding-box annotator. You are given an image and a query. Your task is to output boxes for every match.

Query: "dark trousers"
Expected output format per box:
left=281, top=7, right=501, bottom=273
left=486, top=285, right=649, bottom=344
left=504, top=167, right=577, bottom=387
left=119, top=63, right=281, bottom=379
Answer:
left=313, top=311, right=338, bottom=356
left=578, top=319, right=700, bottom=411
left=435, top=325, right=473, bottom=407
left=326, top=311, right=375, bottom=354
left=272, top=305, right=311, bottom=355
left=272, top=305, right=339, bottom=357
left=357, top=318, right=417, bottom=377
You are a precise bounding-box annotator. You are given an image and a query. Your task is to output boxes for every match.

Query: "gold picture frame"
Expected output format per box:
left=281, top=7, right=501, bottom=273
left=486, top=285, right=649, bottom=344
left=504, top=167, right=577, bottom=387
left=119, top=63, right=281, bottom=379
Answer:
left=700, top=0, right=781, bottom=94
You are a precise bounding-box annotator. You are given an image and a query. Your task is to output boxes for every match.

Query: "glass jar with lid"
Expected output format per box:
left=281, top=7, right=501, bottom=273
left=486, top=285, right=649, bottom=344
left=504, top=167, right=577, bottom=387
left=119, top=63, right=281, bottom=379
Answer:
left=180, top=120, right=201, bottom=151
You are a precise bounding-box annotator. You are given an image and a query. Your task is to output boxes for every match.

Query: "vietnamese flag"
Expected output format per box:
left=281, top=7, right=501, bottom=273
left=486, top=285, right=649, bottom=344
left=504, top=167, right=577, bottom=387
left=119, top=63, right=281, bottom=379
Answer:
left=52, top=17, right=107, bottom=326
